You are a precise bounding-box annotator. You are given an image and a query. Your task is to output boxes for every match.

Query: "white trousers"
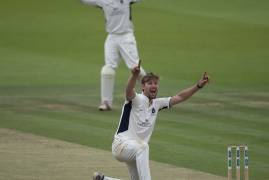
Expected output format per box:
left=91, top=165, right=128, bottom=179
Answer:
left=105, top=33, right=140, bottom=69
left=112, top=136, right=151, bottom=180
left=101, top=33, right=146, bottom=106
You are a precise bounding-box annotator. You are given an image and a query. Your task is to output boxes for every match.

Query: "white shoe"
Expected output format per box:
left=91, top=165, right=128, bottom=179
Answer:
left=93, top=172, right=104, bottom=180
left=98, top=101, right=111, bottom=111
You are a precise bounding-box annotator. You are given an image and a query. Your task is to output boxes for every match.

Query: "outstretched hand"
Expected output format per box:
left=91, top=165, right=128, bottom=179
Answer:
left=131, top=60, right=141, bottom=76
left=197, top=72, right=210, bottom=88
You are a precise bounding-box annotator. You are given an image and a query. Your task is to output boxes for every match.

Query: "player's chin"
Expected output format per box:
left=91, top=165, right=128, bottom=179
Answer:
left=150, top=93, right=157, bottom=99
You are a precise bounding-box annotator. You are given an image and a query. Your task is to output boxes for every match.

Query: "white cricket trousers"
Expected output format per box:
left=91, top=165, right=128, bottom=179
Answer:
left=101, top=32, right=146, bottom=107
left=112, top=136, right=151, bottom=180
left=105, top=32, right=139, bottom=69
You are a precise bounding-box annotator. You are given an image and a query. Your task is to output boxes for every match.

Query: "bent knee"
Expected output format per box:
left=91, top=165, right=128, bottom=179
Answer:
left=101, top=65, right=115, bottom=76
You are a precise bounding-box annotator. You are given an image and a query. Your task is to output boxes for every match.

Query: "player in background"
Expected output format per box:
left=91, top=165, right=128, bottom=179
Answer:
left=80, top=0, right=146, bottom=111
left=93, top=62, right=210, bottom=180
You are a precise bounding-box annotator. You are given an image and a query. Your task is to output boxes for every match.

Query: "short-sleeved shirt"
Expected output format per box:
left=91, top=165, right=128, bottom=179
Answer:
left=82, top=0, right=141, bottom=34
left=115, top=93, right=171, bottom=143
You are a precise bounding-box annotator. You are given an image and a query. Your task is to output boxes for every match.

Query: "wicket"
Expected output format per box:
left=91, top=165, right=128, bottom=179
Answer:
left=227, top=145, right=249, bottom=180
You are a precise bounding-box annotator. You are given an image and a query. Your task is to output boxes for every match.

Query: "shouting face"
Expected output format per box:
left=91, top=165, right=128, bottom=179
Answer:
left=142, top=79, right=159, bottom=100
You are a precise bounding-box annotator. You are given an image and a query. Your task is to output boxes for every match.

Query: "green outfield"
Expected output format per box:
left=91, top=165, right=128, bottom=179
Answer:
left=0, top=0, right=269, bottom=179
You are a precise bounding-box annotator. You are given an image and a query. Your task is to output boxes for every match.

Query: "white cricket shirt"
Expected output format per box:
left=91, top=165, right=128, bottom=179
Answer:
left=116, top=93, right=171, bottom=143
left=81, top=0, right=141, bottom=34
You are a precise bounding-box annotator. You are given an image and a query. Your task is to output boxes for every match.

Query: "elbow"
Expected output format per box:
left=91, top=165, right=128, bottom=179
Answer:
left=173, top=95, right=185, bottom=105
left=126, top=95, right=134, bottom=102
left=126, top=90, right=135, bottom=101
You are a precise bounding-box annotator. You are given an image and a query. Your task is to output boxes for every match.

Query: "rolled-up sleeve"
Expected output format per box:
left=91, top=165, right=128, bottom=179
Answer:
left=156, top=97, right=171, bottom=111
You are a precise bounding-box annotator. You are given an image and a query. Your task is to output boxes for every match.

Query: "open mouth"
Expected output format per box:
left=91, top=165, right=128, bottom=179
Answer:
left=150, top=89, right=157, bottom=94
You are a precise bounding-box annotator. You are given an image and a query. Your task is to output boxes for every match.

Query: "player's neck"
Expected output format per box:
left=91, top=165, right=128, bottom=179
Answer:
left=149, top=99, right=153, bottom=106
left=141, top=92, right=153, bottom=106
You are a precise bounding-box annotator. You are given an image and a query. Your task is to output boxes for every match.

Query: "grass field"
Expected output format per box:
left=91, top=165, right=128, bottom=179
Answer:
left=0, top=128, right=227, bottom=180
left=1, top=0, right=269, bottom=179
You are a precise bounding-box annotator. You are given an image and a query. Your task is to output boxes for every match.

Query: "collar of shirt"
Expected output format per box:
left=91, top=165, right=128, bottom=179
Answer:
left=140, top=92, right=154, bottom=107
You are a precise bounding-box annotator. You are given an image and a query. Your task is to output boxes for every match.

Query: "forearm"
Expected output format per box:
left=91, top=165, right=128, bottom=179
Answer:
left=177, top=84, right=199, bottom=100
left=170, top=72, right=210, bottom=106
left=170, top=84, right=200, bottom=106
left=126, top=74, right=139, bottom=100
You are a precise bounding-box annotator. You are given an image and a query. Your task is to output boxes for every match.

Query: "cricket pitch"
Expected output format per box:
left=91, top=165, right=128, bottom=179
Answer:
left=0, top=128, right=226, bottom=180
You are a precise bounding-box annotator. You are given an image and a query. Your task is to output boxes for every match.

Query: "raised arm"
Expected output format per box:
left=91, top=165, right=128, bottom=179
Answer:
left=126, top=61, right=141, bottom=101
left=169, top=72, right=210, bottom=106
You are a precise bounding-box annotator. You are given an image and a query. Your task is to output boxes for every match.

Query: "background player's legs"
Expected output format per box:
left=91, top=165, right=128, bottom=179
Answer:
left=118, top=33, right=146, bottom=79
left=138, top=66, right=146, bottom=80
left=99, top=35, right=120, bottom=110
left=99, top=64, right=115, bottom=110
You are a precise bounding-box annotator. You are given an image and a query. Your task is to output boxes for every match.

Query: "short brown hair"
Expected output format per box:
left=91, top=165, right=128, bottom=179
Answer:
left=141, top=72, right=159, bottom=84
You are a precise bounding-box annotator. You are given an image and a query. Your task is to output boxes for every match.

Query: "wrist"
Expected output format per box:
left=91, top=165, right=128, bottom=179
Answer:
left=196, top=83, right=203, bottom=89
left=132, top=74, right=139, bottom=79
